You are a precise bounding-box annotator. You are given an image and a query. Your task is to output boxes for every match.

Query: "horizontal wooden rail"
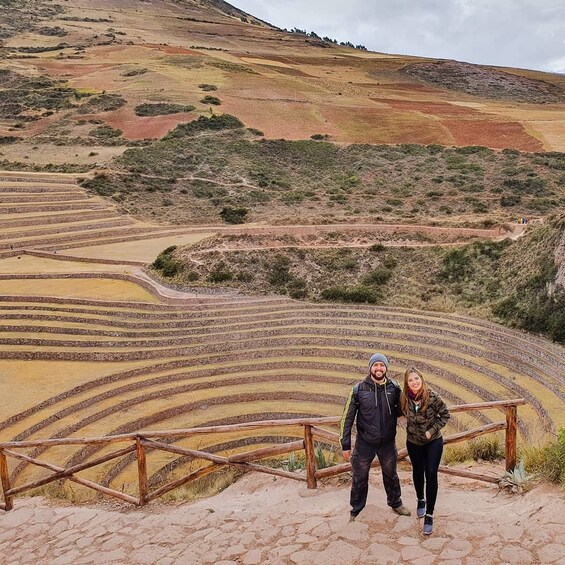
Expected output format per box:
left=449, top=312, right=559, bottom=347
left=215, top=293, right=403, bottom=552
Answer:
left=0, top=416, right=339, bottom=449
left=0, top=399, right=526, bottom=511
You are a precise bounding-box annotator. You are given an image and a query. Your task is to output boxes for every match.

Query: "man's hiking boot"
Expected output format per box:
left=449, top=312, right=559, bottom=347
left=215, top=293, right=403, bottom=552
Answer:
left=417, top=499, right=426, bottom=518
left=349, top=512, right=357, bottom=522
left=392, top=505, right=411, bottom=516
left=423, top=514, right=433, bottom=535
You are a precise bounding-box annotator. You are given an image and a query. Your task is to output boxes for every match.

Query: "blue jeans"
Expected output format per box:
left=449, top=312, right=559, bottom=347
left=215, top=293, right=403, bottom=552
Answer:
left=406, top=436, right=443, bottom=515
left=350, top=436, right=402, bottom=516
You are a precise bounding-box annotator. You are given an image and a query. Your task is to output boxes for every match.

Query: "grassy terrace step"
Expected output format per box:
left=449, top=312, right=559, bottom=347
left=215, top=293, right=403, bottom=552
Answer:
left=1, top=295, right=563, bottom=359
left=0, top=298, right=562, bottom=368
left=0, top=354, right=529, bottom=428
left=0, top=218, right=135, bottom=240
left=0, top=339, right=552, bottom=428
left=0, top=300, right=561, bottom=369
left=0, top=225, right=173, bottom=250
left=1, top=307, right=561, bottom=402
left=0, top=174, right=80, bottom=184
left=3, top=368, right=484, bottom=445
left=0, top=183, right=79, bottom=192
left=1, top=318, right=560, bottom=396
left=0, top=202, right=110, bottom=215
left=0, top=197, right=96, bottom=208
left=0, top=210, right=118, bottom=227
left=0, top=187, right=79, bottom=194
left=0, top=193, right=89, bottom=203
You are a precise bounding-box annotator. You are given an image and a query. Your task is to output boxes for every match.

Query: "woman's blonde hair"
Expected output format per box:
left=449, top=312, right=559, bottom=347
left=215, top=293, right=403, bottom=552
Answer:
left=400, top=367, right=430, bottom=416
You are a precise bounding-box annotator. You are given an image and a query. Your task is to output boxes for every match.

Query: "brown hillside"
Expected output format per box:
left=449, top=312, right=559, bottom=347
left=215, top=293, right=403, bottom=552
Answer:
left=0, top=0, right=564, bottom=155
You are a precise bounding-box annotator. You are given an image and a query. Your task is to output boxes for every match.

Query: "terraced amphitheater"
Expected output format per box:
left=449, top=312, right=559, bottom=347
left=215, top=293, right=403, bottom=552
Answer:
left=0, top=171, right=563, bottom=505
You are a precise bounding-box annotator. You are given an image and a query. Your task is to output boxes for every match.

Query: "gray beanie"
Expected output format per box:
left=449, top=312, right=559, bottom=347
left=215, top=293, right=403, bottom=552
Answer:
left=368, top=353, right=389, bottom=370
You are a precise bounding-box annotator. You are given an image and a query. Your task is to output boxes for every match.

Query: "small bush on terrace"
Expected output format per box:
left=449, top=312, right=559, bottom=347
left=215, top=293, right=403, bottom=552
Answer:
left=134, top=103, right=195, bottom=116
left=152, top=245, right=181, bottom=278
left=89, top=125, right=122, bottom=139
left=81, top=174, right=117, bottom=196
left=220, top=206, right=248, bottom=224
left=362, top=267, right=393, bottom=286
left=521, top=429, right=565, bottom=485
left=439, top=248, right=471, bottom=282
left=207, top=261, right=234, bottom=283
left=200, top=95, right=221, bottom=105
left=443, top=435, right=504, bottom=464
left=198, top=83, right=218, bottom=91
left=77, top=93, right=126, bottom=113
left=163, top=114, right=244, bottom=139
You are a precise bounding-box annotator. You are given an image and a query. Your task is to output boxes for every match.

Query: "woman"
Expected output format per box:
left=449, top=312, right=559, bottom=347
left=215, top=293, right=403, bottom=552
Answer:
left=400, top=367, right=450, bottom=535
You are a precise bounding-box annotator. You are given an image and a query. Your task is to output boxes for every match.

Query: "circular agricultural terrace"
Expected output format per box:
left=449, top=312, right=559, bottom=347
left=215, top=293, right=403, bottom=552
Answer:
left=0, top=171, right=563, bottom=500
left=0, top=294, right=563, bottom=498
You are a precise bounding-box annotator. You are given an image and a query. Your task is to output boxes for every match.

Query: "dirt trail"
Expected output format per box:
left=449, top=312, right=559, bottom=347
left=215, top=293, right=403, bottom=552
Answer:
left=0, top=470, right=563, bottom=564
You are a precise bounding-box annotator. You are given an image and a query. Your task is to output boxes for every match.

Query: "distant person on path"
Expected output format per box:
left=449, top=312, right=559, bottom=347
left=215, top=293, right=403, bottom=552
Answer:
left=340, top=353, right=411, bottom=520
left=400, top=367, right=450, bottom=535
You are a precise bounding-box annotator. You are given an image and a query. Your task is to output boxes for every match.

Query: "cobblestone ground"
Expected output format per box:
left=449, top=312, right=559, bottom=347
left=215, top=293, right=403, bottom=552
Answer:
left=0, top=471, right=563, bottom=564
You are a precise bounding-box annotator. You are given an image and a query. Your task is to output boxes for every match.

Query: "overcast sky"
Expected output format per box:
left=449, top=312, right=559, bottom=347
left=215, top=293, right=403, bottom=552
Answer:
left=232, top=0, right=565, bottom=73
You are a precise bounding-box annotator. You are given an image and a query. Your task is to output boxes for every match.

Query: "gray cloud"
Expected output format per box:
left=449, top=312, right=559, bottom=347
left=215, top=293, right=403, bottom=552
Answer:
left=233, top=0, right=565, bottom=72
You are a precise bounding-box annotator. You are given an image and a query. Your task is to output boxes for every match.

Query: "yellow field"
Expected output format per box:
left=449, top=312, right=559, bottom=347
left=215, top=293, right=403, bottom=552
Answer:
left=0, top=278, right=159, bottom=301
left=65, top=233, right=214, bottom=262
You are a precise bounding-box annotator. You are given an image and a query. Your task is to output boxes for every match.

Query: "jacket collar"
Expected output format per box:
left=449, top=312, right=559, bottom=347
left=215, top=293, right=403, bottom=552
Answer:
left=364, top=374, right=388, bottom=388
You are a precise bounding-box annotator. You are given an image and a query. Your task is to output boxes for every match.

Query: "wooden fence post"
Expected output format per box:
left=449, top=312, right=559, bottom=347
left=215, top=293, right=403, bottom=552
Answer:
left=303, top=425, right=317, bottom=489
left=0, top=449, right=13, bottom=511
left=136, top=438, right=148, bottom=506
left=505, top=405, right=517, bottom=472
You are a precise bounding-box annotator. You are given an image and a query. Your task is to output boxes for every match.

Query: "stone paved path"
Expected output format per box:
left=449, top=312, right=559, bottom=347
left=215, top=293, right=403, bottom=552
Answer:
left=0, top=471, right=563, bottom=564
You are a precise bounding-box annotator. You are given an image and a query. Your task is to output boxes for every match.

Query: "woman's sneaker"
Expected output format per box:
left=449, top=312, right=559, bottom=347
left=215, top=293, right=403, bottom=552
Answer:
left=423, top=514, right=433, bottom=535
left=417, top=499, right=426, bottom=518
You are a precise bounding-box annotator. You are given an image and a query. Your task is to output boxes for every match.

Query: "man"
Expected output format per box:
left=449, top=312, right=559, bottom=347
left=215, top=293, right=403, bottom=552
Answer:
left=340, top=352, right=411, bottom=520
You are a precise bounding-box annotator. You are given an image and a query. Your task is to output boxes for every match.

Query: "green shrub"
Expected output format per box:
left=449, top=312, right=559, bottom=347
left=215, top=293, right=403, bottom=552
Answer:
left=81, top=174, right=117, bottom=196
left=78, top=93, right=126, bottom=113
left=522, top=429, right=565, bottom=485
left=440, top=248, right=471, bottom=282
left=500, top=194, right=521, bottom=207
left=220, top=206, right=248, bottom=224
left=321, top=285, right=382, bottom=304
left=164, top=114, right=244, bottom=139
left=207, top=261, right=234, bottom=283
left=152, top=245, right=181, bottom=278
left=121, top=68, right=148, bottom=77
left=89, top=125, right=122, bottom=139
left=200, top=95, right=221, bottom=105
left=268, top=254, right=292, bottom=286
left=198, top=83, right=218, bottom=91
left=362, top=267, right=392, bottom=286
left=134, top=103, right=195, bottom=116
left=369, top=243, right=385, bottom=252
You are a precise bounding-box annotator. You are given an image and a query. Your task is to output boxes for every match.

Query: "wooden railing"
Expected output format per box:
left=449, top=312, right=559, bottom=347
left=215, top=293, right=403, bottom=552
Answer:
left=0, top=399, right=526, bottom=511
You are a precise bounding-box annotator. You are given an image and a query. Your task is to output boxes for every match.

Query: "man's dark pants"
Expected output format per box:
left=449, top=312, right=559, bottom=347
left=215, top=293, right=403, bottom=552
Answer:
left=350, top=436, right=402, bottom=516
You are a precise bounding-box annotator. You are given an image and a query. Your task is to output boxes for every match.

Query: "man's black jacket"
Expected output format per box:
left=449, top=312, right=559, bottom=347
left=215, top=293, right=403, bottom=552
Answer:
left=340, top=374, right=401, bottom=451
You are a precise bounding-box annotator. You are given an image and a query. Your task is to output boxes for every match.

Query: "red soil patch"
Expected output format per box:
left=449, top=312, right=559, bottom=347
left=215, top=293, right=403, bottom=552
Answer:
left=374, top=82, right=442, bottom=94
left=75, top=108, right=195, bottom=140
left=37, top=62, right=116, bottom=79
left=323, top=104, right=450, bottom=145
left=443, top=119, right=544, bottom=151
left=378, top=98, right=478, bottom=116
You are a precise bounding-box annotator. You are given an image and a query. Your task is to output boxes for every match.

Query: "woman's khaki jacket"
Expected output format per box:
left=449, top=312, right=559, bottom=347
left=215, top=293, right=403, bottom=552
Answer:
left=405, top=390, right=450, bottom=445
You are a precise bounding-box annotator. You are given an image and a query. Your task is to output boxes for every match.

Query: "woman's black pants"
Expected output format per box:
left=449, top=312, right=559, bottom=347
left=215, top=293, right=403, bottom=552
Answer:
left=406, top=436, right=443, bottom=515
